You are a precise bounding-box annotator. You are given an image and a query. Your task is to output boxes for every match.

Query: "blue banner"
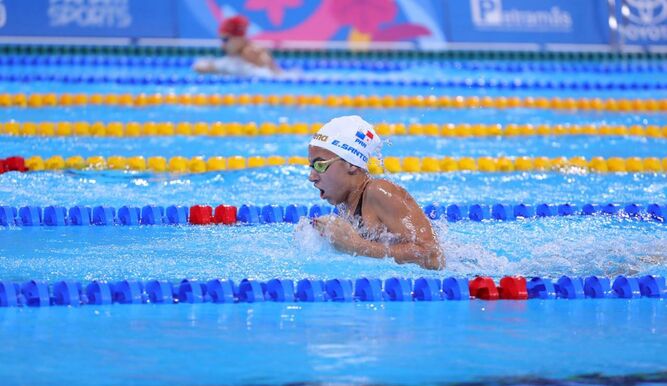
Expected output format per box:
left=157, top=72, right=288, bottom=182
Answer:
left=0, top=0, right=665, bottom=50
left=617, top=0, right=667, bottom=46
left=443, top=0, right=611, bottom=46
left=0, top=0, right=176, bottom=38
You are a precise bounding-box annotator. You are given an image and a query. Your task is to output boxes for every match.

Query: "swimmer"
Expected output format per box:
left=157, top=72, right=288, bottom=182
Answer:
left=308, top=116, right=444, bottom=270
left=193, top=15, right=278, bottom=74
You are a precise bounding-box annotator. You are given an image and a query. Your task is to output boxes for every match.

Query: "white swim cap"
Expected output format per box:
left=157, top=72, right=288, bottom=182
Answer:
left=308, top=115, right=381, bottom=170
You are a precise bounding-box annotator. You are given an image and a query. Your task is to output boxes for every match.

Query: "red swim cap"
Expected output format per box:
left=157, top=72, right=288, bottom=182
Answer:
left=219, top=15, right=249, bottom=37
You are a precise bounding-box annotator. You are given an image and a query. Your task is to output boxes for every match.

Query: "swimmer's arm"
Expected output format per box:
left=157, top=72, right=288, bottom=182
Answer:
left=361, top=182, right=444, bottom=270
left=242, top=44, right=278, bottom=71
left=192, top=60, right=218, bottom=74
left=314, top=214, right=442, bottom=270
left=351, top=236, right=443, bottom=270
left=268, top=56, right=280, bottom=72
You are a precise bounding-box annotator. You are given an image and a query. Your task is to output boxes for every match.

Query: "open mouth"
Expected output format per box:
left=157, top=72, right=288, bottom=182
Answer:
left=314, top=183, right=325, bottom=199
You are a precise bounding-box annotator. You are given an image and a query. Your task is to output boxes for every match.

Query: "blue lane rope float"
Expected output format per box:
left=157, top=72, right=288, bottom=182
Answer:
left=0, top=202, right=666, bottom=227
left=0, top=275, right=665, bottom=307
left=2, top=55, right=667, bottom=74
left=3, top=72, right=665, bottom=91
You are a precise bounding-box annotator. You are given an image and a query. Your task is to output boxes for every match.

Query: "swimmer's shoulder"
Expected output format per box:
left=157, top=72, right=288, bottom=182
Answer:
left=364, top=179, right=409, bottom=206
left=242, top=42, right=267, bottom=57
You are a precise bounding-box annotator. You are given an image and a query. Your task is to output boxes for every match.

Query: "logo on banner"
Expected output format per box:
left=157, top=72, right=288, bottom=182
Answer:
left=621, top=0, right=667, bottom=42
left=471, top=0, right=503, bottom=25
left=470, top=0, right=572, bottom=32
left=48, top=0, right=132, bottom=28
left=625, top=0, right=667, bottom=25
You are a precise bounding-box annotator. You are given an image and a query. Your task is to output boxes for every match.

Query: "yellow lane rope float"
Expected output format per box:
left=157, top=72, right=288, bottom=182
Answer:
left=1, top=93, right=666, bottom=112
left=2, top=121, right=667, bottom=138
left=22, top=155, right=667, bottom=174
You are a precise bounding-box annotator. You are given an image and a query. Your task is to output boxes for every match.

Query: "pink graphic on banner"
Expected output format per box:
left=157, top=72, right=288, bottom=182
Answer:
left=203, top=0, right=432, bottom=43
left=206, top=0, right=224, bottom=23
left=371, top=24, right=430, bottom=41
left=246, top=0, right=303, bottom=26
left=254, top=0, right=340, bottom=41
left=330, top=0, right=397, bottom=34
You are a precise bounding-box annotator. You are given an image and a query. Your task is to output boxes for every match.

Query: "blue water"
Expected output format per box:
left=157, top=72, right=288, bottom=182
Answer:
left=1, top=300, right=665, bottom=385
left=1, top=55, right=667, bottom=384
left=1, top=170, right=667, bottom=211
left=2, top=135, right=667, bottom=158
left=1, top=216, right=666, bottom=281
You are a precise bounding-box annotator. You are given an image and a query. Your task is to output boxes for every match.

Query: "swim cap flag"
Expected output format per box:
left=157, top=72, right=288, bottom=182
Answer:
left=219, top=16, right=249, bottom=37
left=309, top=115, right=381, bottom=170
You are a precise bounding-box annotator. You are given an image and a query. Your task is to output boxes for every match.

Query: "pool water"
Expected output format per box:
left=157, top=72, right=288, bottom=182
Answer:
left=1, top=300, right=665, bottom=385
left=1, top=54, right=667, bottom=384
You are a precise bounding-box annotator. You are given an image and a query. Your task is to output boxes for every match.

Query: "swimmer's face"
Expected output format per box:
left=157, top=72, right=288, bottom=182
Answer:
left=308, top=146, right=348, bottom=205
left=222, top=35, right=245, bottom=54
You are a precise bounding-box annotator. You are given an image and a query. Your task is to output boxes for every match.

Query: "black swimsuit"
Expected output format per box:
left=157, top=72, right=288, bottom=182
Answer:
left=351, top=180, right=396, bottom=243
left=354, top=187, right=365, bottom=218
left=353, top=180, right=371, bottom=237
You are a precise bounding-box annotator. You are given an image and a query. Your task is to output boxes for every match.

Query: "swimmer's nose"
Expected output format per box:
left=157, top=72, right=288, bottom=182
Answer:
left=308, top=168, right=319, bottom=182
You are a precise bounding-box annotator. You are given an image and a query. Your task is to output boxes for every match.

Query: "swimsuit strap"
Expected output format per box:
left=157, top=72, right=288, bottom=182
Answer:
left=354, top=179, right=371, bottom=218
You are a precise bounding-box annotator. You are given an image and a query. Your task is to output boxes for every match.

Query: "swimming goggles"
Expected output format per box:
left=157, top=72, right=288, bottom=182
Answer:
left=220, top=36, right=230, bottom=43
left=310, top=157, right=340, bottom=173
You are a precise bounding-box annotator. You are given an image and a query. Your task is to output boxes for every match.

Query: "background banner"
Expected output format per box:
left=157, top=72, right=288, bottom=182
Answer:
left=0, top=0, right=664, bottom=50
left=0, top=0, right=176, bottom=38
left=443, top=0, right=611, bottom=46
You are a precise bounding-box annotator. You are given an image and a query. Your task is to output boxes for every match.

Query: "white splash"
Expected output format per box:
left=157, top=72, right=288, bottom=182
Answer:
left=293, top=217, right=329, bottom=258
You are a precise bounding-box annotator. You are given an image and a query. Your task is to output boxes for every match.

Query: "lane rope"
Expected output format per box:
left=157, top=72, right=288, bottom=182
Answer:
left=0, top=274, right=664, bottom=307
left=3, top=54, right=667, bottom=74
left=3, top=44, right=667, bottom=61
left=3, top=72, right=665, bottom=92
left=2, top=93, right=666, bottom=112
left=4, top=155, right=666, bottom=174
left=1, top=202, right=665, bottom=227
left=3, top=121, right=667, bottom=138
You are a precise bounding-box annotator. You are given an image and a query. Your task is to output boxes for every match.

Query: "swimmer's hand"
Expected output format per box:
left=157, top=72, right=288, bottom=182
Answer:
left=312, top=216, right=363, bottom=254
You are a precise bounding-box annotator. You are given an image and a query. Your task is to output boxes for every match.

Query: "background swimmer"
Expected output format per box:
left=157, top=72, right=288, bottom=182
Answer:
left=308, top=116, right=444, bottom=270
left=193, top=15, right=279, bottom=75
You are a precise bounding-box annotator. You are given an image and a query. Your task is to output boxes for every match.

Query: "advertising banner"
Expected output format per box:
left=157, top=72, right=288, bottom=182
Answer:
left=443, top=0, right=611, bottom=46
left=0, top=0, right=176, bottom=38
left=0, top=0, right=665, bottom=50
left=617, top=0, right=667, bottom=46
left=176, top=0, right=448, bottom=48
